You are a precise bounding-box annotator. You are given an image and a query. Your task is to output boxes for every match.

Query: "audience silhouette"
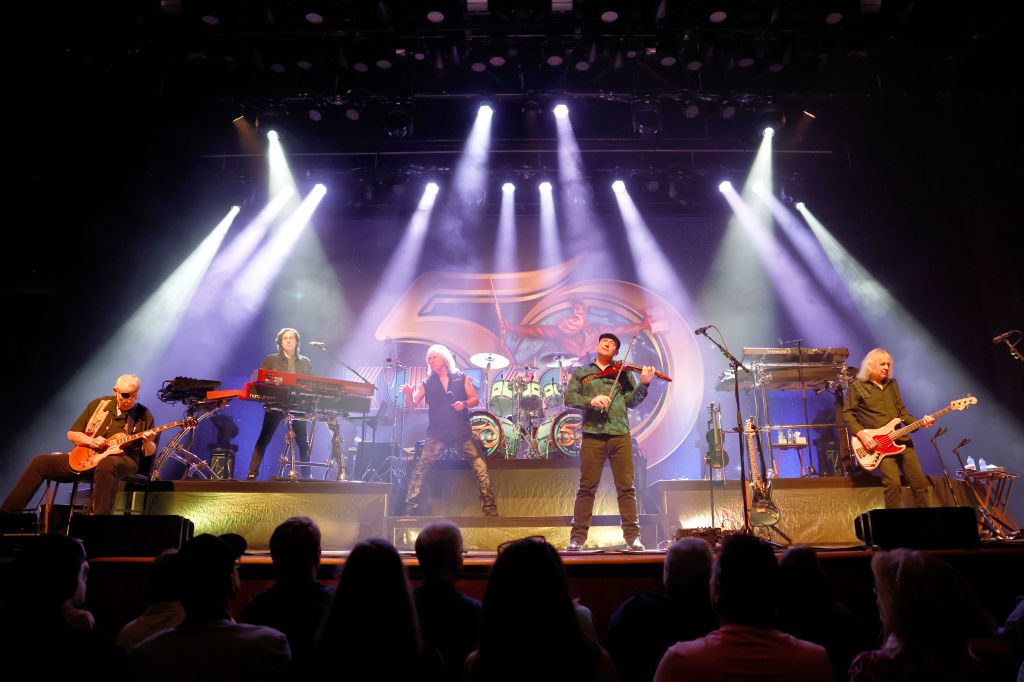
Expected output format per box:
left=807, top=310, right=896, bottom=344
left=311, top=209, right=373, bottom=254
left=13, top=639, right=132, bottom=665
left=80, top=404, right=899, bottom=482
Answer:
left=848, top=548, right=996, bottom=682
left=116, top=548, right=184, bottom=650
left=654, top=533, right=832, bottom=681
left=464, top=536, right=616, bottom=682
left=413, top=520, right=481, bottom=682
left=313, top=537, right=423, bottom=680
left=607, top=536, right=718, bottom=682
left=130, top=533, right=291, bottom=681
left=240, top=516, right=332, bottom=677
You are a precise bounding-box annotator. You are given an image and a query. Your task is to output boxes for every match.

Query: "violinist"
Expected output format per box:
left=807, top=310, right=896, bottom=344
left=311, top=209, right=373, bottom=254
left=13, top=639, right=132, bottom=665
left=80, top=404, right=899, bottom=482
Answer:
left=564, top=332, right=655, bottom=552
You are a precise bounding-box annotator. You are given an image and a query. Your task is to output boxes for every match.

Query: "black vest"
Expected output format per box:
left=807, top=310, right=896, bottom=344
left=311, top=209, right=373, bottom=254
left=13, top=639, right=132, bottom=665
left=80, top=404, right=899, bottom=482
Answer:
left=423, top=371, right=471, bottom=444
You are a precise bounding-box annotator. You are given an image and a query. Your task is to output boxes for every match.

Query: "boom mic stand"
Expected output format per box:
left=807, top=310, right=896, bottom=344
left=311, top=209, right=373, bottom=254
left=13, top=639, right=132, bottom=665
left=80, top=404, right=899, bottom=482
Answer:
left=311, top=342, right=376, bottom=477
left=929, top=427, right=961, bottom=506
left=697, top=326, right=753, bottom=535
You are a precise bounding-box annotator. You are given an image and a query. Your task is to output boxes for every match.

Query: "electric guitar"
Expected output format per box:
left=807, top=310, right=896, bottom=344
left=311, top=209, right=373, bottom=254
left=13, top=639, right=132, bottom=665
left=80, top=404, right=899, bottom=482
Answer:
left=69, top=418, right=197, bottom=472
left=851, top=395, right=977, bottom=471
left=744, top=417, right=781, bottom=527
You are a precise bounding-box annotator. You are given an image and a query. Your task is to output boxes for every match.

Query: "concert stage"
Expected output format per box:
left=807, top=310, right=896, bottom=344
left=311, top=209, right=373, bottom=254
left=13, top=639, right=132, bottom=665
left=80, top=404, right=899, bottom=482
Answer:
left=129, top=462, right=974, bottom=551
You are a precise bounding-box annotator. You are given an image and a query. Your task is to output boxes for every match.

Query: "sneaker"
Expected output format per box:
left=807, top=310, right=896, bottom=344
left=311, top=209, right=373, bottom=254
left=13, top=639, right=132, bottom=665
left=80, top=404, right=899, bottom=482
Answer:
left=625, top=538, right=646, bottom=552
left=566, top=540, right=583, bottom=551
left=484, top=509, right=500, bottom=517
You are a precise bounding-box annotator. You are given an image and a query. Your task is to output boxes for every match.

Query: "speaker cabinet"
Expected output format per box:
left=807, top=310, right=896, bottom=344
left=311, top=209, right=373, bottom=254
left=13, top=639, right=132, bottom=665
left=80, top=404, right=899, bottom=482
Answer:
left=854, top=506, right=979, bottom=549
left=70, top=515, right=194, bottom=557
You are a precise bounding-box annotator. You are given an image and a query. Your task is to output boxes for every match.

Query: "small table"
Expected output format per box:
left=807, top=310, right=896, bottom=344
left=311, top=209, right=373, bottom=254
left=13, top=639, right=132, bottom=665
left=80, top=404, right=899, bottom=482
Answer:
left=958, top=470, right=1020, bottom=538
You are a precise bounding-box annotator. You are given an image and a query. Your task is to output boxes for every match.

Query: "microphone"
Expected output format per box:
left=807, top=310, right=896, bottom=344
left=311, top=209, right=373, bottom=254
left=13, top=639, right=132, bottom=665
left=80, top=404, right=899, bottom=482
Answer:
left=694, top=326, right=712, bottom=335
left=446, top=391, right=456, bottom=402
left=956, top=438, right=971, bottom=449
left=993, top=330, right=1018, bottom=344
left=309, top=341, right=328, bottom=350
left=935, top=426, right=948, bottom=437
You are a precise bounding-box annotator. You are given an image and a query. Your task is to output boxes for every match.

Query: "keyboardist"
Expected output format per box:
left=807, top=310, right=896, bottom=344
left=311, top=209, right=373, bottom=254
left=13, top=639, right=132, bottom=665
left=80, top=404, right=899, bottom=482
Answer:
left=247, top=328, right=314, bottom=480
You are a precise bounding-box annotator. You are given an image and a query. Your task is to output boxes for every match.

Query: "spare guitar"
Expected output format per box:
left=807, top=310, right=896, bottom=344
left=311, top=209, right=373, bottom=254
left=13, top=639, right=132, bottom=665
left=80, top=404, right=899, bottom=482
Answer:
left=851, top=395, right=977, bottom=471
left=744, top=417, right=781, bottom=527
left=69, top=417, right=197, bottom=472
left=704, top=402, right=730, bottom=469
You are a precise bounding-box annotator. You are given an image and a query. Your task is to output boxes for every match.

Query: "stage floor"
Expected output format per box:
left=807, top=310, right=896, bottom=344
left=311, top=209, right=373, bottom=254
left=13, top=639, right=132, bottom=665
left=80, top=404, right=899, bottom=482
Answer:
left=127, top=469, right=970, bottom=551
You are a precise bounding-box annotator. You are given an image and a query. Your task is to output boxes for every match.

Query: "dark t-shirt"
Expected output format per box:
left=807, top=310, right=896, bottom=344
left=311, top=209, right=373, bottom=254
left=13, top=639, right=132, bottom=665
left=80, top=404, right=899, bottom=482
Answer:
left=71, top=396, right=155, bottom=464
left=260, top=353, right=314, bottom=376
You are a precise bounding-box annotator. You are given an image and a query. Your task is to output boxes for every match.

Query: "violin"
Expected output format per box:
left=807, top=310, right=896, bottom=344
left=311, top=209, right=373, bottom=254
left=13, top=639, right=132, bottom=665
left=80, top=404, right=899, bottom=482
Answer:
left=580, top=363, right=672, bottom=386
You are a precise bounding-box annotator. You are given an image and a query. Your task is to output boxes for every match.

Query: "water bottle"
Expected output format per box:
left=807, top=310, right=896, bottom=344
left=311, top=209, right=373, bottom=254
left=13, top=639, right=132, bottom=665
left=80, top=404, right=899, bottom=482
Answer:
left=978, top=457, right=987, bottom=471
left=965, top=456, right=976, bottom=471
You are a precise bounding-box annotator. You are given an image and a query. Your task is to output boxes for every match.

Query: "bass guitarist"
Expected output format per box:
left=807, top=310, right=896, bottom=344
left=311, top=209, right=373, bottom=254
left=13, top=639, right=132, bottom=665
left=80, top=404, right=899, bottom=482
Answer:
left=842, top=348, right=934, bottom=508
left=1, top=374, right=158, bottom=515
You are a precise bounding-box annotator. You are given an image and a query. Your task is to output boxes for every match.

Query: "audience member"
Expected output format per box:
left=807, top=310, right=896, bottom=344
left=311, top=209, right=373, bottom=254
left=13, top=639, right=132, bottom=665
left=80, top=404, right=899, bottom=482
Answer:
left=776, top=545, right=866, bottom=679
left=116, top=548, right=184, bottom=650
left=240, top=516, right=332, bottom=676
left=413, top=521, right=481, bottom=682
left=0, top=533, right=122, bottom=674
left=131, top=533, right=291, bottom=681
left=464, top=536, right=616, bottom=682
left=654, top=533, right=832, bottom=681
left=848, top=548, right=996, bottom=682
left=313, top=538, right=423, bottom=680
left=607, top=536, right=717, bottom=682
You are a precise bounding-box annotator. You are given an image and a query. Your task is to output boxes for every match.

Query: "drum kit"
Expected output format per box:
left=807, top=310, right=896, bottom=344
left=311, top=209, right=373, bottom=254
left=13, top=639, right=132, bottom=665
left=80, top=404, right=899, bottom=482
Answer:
left=467, top=350, right=585, bottom=460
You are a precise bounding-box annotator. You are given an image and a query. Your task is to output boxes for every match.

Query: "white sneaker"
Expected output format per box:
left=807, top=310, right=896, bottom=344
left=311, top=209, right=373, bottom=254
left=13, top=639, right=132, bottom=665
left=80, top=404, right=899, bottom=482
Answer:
left=625, top=538, right=646, bottom=552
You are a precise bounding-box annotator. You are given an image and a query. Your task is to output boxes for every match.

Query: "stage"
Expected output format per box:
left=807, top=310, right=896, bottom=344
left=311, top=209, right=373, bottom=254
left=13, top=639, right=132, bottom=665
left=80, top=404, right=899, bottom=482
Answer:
left=122, top=461, right=976, bottom=551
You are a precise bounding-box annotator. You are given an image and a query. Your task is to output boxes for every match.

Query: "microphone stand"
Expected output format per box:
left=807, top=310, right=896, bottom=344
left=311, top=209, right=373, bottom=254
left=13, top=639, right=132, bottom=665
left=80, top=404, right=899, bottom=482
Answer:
left=312, top=344, right=376, bottom=479
left=929, top=427, right=961, bottom=506
left=698, top=327, right=753, bottom=534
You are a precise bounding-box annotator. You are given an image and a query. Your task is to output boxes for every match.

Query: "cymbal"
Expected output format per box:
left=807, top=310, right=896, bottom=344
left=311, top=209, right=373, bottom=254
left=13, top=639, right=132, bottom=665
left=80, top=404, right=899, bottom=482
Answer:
left=539, top=352, right=579, bottom=367
left=470, top=352, right=510, bottom=370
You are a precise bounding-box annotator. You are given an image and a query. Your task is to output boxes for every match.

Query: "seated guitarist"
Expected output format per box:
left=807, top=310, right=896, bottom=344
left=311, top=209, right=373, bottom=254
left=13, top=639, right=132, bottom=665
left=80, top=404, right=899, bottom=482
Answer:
left=1, top=374, right=158, bottom=515
left=842, top=348, right=935, bottom=508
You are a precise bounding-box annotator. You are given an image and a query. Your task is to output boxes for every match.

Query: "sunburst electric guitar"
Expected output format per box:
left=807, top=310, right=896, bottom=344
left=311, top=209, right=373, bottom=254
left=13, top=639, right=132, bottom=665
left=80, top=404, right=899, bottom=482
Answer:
left=69, top=418, right=196, bottom=472
left=851, top=395, right=977, bottom=471
left=744, top=417, right=781, bottom=527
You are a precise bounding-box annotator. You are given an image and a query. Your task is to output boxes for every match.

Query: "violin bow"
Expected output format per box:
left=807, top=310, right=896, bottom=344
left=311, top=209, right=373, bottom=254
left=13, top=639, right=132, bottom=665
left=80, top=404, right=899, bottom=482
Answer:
left=600, top=335, right=636, bottom=412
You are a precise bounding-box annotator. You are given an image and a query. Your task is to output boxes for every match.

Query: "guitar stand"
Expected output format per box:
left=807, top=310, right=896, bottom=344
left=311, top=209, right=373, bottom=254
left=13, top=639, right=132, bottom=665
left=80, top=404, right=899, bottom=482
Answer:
left=754, top=523, right=793, bottom=547
left=152, top=399, right=225, bottom=481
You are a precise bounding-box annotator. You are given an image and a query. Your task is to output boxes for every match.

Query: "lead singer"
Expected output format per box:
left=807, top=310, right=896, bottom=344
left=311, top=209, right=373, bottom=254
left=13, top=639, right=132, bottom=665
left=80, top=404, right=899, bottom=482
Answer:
left=400, top=344, right=498, bottom=517
left=564, top=333, right=654, bottom=551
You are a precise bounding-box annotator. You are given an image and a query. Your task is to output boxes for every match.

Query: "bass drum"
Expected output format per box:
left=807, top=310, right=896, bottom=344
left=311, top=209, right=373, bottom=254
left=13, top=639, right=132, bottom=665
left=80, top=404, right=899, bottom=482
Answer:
left=470, top=410, right=519, bottom=460
left=535, top=408, right=584, bottom=458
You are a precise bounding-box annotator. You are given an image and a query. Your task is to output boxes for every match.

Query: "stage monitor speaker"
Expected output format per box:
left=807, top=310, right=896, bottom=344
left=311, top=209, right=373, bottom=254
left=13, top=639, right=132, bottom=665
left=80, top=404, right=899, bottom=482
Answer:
left=355, top=442, right=397, bottom=481
left=70, top=515, right=194, bottom=557
left=854, top=506, right=979, bottom=550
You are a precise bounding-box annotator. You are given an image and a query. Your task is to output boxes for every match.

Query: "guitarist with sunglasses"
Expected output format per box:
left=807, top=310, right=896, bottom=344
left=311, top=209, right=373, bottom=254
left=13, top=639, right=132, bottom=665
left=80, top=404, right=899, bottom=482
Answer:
left=842, top=349, right=935, bottom=509
left=1, top=374, right=158, bottom=515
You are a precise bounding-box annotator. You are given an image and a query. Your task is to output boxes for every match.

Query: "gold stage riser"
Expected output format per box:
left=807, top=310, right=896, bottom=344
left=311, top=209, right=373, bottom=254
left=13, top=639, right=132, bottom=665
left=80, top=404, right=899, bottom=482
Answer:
left=655, top=476, right=972, bottom=545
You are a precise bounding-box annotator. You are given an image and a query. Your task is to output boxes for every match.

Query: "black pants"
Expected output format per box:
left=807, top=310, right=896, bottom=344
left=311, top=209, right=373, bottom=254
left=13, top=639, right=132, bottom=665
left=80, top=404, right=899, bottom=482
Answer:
left=570, top=433, right=640, bottom=543
left=248, top=411, right=309, bottom=478
left=1, top=452, right=139, bottom=515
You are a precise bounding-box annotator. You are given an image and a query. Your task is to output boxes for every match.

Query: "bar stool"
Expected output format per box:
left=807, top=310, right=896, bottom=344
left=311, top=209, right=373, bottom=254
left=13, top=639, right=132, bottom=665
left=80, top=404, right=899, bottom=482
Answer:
left=42, top=471, right=94, bottom=534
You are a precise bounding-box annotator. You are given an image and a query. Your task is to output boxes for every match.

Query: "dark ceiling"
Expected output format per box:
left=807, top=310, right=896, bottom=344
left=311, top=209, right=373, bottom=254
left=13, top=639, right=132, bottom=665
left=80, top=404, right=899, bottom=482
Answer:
left=12, top=1, right=1016, bottom=212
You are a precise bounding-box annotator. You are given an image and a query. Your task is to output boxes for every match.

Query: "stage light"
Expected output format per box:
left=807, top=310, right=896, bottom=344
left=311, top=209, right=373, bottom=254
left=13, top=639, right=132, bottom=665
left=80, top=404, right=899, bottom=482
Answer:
left=502, top=182, right=515, bottom=193
left=795, top=201, right=805, bottom=210
left=426, top=11, right=445, bottom=23
left=539, top=181, right=552, bottom=192
left=632, top=100, right=663, bottom=136
left=305, top=12, right=323, bottom=24
left=425, top=182, right=439, bottom=197
left=267, top=130, right=279, bottom=141
left=709, top=10, right=727, bottom=23
left=719, top=181, right=732, bottom=192
left=384, top=102, right=414, bottom=138
left=763, top=127, right=775, bottom=138
left=612, top=180, right=626, bottom=192
left=478, top=104, right=493, bottom=118
left=553, top=104, right=569, bottom=119
left=601, top=11, right=619, bottom=22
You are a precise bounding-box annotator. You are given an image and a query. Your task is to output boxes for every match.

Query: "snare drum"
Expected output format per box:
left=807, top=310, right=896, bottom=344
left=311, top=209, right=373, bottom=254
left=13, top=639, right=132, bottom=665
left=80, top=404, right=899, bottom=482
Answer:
left=519, top=379, right=543, bottom=411
left=535, top=408, right=584, bottom=458
left=489, top=380, right=516, bottom=416
left=470, top=410, right=519, bottom=459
